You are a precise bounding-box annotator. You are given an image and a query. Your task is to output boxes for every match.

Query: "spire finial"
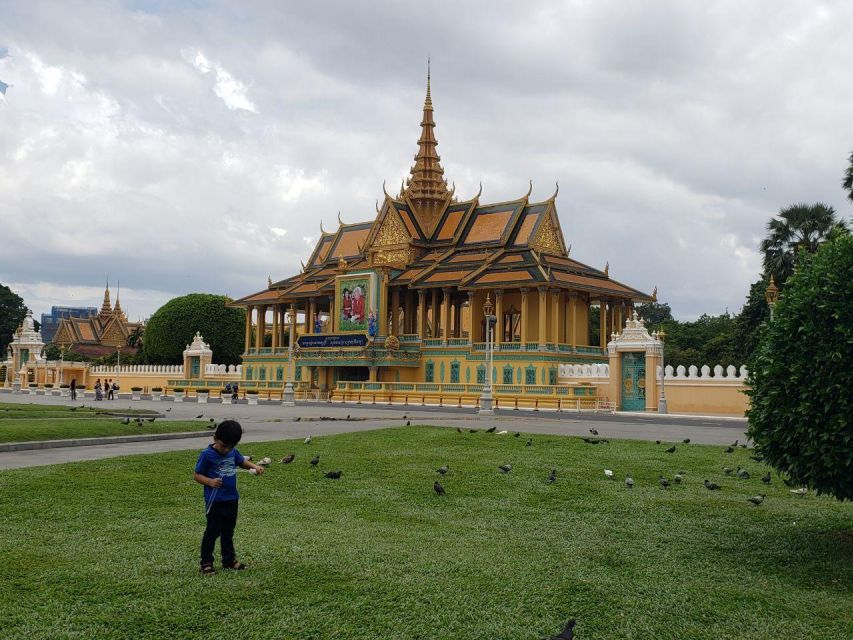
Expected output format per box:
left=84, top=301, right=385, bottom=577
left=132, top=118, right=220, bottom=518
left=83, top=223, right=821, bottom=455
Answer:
left=426, top=57, right=431, bottom=105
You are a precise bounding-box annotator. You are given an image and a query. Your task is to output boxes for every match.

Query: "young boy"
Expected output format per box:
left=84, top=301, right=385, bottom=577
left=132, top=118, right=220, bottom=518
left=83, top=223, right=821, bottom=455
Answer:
left=194, top=420, right=264, bottom=575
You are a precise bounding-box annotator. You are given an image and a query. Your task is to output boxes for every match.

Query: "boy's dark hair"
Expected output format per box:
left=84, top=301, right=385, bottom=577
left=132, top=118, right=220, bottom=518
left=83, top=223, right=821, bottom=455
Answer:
left=214, top=420, right=243, bottom=447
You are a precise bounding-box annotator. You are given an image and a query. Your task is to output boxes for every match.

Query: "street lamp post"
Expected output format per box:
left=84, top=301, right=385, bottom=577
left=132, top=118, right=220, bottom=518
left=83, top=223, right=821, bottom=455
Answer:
left=657, top=329, right=668, bottom=414
left=282, top=304, right=296, bottom=406
left=764, top=275, right=779, bottom=321
left=59, top=346, right=65, bottom=386
left=116, top=346, right=121, bottom=398
left=478, top=293, right=496, bottom=416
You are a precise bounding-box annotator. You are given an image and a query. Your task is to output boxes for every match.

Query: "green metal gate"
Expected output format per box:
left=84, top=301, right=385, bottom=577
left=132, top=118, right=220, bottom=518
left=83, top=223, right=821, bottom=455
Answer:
left=621, top=351, right=646, bottom=411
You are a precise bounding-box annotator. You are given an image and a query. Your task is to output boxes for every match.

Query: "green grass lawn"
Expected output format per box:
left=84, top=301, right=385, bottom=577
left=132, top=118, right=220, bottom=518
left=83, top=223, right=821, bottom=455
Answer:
left=0, top=401, right=204, bottom=442
left=0, top=427, right=850, bottom=639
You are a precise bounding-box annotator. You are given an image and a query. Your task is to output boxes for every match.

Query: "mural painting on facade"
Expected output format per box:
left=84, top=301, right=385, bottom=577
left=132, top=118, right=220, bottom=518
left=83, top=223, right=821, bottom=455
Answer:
left=337, top=275, right=371, bottom=332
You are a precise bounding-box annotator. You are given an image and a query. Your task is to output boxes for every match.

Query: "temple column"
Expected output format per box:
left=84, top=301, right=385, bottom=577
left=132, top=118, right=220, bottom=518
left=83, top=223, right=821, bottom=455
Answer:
left=244, top=306, right=253, bottom=353
left=271, top=305, right=280, bottom=349
left=441, top=288, right=451, bottom=342
left=569, top=293, right=578, bottom=349
left=391, top=288, right=400, bottom=335
left=599, top=299, right=608, bottom=349
left=404, top=290, right=413, bottom=333
left=310, top=299, right=317, bottom=334
left=520, top=288, right=529, bottom=345
left=417, top=290, right=426, bottom=339
left=494, top=289, right=503, bottom=345
left=551, top=289, right=560, bottom=345
left=431, top=289, right=439, bottom=338
left=538, top=288, right=547, bottom=346
left=256, top=305, right=267, bottom=351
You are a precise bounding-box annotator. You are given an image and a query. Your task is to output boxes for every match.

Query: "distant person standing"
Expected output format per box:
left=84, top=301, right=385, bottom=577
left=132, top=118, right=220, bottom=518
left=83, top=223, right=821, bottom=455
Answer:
left=95, top=379, right=103, bottom=401
left=107, top=378, right=115, bottom=400
left=70, top=378, right=77, bottom=401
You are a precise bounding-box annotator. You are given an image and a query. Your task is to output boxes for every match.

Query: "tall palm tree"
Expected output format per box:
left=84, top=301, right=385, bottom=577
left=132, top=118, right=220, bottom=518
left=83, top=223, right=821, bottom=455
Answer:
left=844, top=151, right=853, bottom=204
left=760, top=203, right=847, bottom=284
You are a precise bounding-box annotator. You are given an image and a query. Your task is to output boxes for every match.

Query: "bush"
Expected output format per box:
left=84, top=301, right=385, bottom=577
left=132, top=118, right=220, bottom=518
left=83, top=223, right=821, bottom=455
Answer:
left=172, top=388, right=184, bottom=393
left=60, top=384, right=70, bottom=388
left=45, top=383, right=53, bottom=388
left=143, top=294, right=245, bottom=365
left=195, top=388, right=209, bottom=394
left=131, top=387, right=142, bottom=392
left=151, top=387, right=163, bottom=392
left=747, top=234, right=853, bottom=500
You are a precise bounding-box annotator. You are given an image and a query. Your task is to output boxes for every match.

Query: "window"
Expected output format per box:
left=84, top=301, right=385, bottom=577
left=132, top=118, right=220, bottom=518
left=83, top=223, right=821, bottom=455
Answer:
left=450, top=361, right=460, bottom=383
left=425, top=361, right=434, bottom=382
left=295, top=366, right=302, bottom=381
left=503, top=366, right=513, bottom=385
left=246, top=366, right=253, bottom=381
left=549, top=368, right=557, bottom=385
left=525, top=366, right=536, bottom=385
left=259, top=367, right=266, bottom=381
left=477, top=365, right=486, bottom=384
left=276, top=366, right=284, bottom=381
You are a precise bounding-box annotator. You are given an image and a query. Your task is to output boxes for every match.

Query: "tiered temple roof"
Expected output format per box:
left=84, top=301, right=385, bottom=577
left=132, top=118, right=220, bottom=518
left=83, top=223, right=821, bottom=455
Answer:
left=53, top=283, right=143, bottom=356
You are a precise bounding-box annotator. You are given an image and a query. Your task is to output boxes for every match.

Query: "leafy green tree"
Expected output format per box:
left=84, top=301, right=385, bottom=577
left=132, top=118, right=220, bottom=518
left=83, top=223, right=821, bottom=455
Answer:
left=43, top=343, right=93, bottom=362
left=0, top=284, right=27, bottom=356
left=747, top=234, right=853, bottom=500
left=635, top=301, right=673, bottom=327
left=143, top=294, right=245, bottom=365
left=843, top=150, right=853, bottom=204
left=760, top=203, right=848, bottom=285
left=732, top=277, right=770, bottom=364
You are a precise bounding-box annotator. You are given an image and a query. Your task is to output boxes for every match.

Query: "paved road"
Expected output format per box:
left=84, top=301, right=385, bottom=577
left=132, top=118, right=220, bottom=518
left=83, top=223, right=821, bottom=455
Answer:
left=0, top=393, right=748, bottom=470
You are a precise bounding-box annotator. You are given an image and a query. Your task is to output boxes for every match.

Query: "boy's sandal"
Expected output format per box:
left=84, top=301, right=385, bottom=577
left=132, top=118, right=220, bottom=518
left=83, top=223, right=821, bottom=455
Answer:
left=200, top=563, right=216, bottom=575
left=224, top=560, right=247, bottom=570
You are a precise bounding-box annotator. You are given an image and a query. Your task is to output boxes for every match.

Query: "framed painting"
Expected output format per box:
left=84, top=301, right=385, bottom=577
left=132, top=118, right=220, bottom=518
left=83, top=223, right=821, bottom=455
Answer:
left=335, top=273, right=377, bottom=333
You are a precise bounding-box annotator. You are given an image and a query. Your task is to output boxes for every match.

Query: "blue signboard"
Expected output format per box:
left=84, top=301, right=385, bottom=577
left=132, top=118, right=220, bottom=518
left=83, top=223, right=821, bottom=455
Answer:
left=297, top=334, right=369, bottom=348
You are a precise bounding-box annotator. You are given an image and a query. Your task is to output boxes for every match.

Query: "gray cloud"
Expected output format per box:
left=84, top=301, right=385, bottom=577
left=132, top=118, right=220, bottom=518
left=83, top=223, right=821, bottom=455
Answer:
left=1, top=0, right=851, bottom=321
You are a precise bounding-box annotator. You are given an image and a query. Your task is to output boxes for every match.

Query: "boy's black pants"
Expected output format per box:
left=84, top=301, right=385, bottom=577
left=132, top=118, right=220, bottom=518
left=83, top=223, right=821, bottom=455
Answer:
left=201, top=499, right=238, bottom=565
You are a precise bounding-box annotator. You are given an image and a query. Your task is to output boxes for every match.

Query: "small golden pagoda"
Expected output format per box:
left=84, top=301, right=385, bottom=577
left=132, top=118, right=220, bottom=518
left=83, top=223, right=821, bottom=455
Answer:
left=53, top=283, right=143, bottom=357
left=233, top=68, right=652, bottom=401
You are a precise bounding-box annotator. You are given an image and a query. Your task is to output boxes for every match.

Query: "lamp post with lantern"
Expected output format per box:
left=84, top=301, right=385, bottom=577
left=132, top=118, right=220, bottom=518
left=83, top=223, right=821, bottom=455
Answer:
left=478, top=293, right=497, bottom=415
left=657, top=329, right=668, bottom=414
left=282, top=304, right=296, bottom=406
left=764, top=275, right=779, bottom=321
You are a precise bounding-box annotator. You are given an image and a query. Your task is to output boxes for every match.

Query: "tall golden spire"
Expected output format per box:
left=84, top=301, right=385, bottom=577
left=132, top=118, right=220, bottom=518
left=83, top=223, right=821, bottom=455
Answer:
left=402, top=59, right=451, bottom=235
left=99, top=279, right=113, bottom=321
left=113, top=280, right=127, bottom=322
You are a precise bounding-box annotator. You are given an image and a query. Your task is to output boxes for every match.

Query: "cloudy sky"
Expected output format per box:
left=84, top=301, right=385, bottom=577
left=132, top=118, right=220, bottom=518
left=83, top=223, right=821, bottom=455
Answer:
left=1, top=0, right=851, bottom=323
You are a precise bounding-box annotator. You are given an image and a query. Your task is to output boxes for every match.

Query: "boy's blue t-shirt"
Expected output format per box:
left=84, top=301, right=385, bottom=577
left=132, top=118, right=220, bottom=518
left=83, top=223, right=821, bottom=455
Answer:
left=195, top=444, right=245, bottom=503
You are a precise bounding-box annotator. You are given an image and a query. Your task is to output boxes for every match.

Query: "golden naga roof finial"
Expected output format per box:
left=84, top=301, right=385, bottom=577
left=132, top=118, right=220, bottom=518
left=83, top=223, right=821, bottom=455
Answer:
left=567, top=243, right=572, bottom=256
left=604, top=261, right=609, bottom=276
left=300, top=260, right=306, bottom=272
left=383, top=180, right=390, bottom=198
left=375, top=199, right=380, bottom=214
left=549, top=181, right=559, bottom=201
left=268, top=275, right=273, bottom=287
left=399, top=178, right=405, bottom=198
left=474, top=181, right=483, bottom=200
left=525, top=179, right=533, bottom=199
left=320, top=220, right=325, bottom=234
left=652, top=286, right=658, bottom=301
left=338, top=210, right=344, bottom=226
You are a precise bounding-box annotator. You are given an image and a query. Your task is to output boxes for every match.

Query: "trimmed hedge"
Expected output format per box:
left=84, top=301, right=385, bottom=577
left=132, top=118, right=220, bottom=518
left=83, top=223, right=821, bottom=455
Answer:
left=143, top=293, right=245, bottom=365
left=747, top=234, right=853, bottom=500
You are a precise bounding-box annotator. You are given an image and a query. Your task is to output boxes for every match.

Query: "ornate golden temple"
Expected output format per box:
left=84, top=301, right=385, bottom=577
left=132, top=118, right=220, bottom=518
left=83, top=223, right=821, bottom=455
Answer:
left=53, top=283, right=143, bottom=357
left=233, top=69, right=652, bottom=404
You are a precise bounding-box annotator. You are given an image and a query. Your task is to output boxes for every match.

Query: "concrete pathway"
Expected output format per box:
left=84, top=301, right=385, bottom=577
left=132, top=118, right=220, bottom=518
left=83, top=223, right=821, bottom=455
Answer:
left=0, top=393, right=748, bottom=470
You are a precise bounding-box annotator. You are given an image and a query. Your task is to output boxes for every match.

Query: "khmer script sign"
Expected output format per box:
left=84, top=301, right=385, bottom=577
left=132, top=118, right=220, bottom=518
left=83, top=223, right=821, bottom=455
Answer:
left=297, top=334, right=369, bottom=349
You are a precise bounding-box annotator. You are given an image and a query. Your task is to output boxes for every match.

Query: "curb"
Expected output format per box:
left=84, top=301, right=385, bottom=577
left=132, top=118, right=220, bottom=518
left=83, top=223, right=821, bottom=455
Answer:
left=0, top=430, right=212, bottom=452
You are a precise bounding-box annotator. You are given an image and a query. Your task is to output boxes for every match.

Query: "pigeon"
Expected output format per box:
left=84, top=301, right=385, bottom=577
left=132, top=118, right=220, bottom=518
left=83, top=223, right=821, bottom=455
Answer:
left=737, top=468, right=750, bottom=480
left=582, top=437, right=606, bottom=444
left=324, top=470, right=342, bottom=479
left=346, top=414, right=351, bottom=419
left=457, top=427, right=463, bottom=433
left=526, top=438, right=533, bottom=447
left=790, top=487, right=808, bottom=496
left=121, top=417, right=130, bottom=425
left=403, top=415, right=407, bottom=419
left=747, top=494, right=766, bottom=506
left=655, top=440, right=661, bottom=445
left=498, top=464, right=512, bottom=474
left=147, top=418, right=155, bottom=423
left=724, top=446, right=734, bottom=454
left=496, top=430, right=508, bottom=436
left=469, top=429, right=478, bottom=433
left=69, top=407, right=78, bottom=412
left=547, top=469, right=557, bottom=484
left=761, top=472, right=771, bottom=485
left=209, top=418, right=215, bottom=423
left=514, top=432, right=521, bottom=438
left=294, top=416, right=302, bottom=422
left=304, top=435, right=312, bottom=444
left=682, top=438, right=691, bottom=444
left=280, top=454, right=295, bottom=464
left=434, top=480, right=446, bottom=496
left=486, top=426, right=496, bottom=433
left=547, top=618, right=576, bottom=640
left=625, top=475, right=634, bottom=489
left=665, top=445, right=676, bottom=454
left=166, top=407, right=172, bottom=412
left=406, top=420, right=411, bottom=426
left=604, top=469, right=614, bottom=479
left=730, top=439, right=739, bottom=448
left=437, top=465, right=449, bottom=475
left=673, top=474, right=684, bottom=484
left=310, top=455, right=320, bottom=467
left=589, top=428, right=598, bottom=436
left=723, top=467, right=733, bottom=476
left=659, top=477, right=671, bottom=489
left=704, top=479, right=721, bottom=490
left=196, top=414, right=203, bottom=419
left=740, top=444, right=747, bottom=449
